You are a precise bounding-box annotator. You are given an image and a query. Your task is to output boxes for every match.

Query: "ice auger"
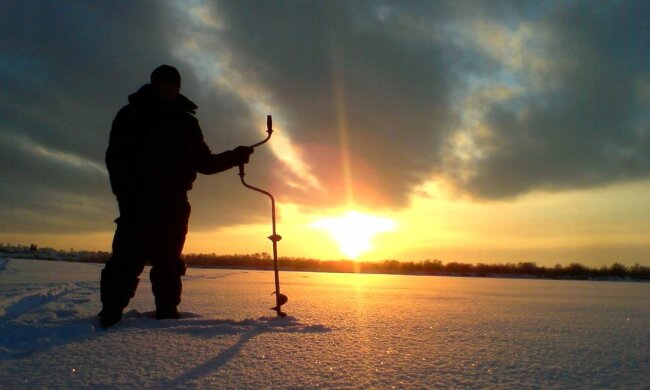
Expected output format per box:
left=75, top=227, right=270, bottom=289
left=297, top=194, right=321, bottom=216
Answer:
left=238, top=115, right=288, bottom=317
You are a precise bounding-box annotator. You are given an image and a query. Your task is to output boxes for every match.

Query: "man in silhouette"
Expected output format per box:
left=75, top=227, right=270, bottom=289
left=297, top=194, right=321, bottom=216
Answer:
left=99, top=65, right=253, bottom=328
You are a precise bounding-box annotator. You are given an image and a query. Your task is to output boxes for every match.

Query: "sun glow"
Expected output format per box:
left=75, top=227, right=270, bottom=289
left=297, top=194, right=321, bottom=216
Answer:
left=311, top=211, right=396, bottom=259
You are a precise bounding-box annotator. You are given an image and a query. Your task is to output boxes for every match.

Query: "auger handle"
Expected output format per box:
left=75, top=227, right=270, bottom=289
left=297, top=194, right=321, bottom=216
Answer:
left=238, top=115, right=272, bottom=177
left=249, top=115, right=273, bottom=149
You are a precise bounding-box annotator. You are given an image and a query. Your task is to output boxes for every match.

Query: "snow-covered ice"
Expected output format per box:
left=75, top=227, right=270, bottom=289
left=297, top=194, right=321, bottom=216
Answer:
left=0, top=258, right=648, bottom=389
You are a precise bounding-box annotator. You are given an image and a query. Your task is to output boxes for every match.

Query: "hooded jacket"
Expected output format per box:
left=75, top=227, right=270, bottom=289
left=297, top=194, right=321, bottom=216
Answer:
left=106, top=84, right=236, bottom=204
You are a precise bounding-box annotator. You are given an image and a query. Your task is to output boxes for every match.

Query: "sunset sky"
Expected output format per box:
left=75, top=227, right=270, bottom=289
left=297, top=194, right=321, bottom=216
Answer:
left=1, top=1, right=648, bottom=267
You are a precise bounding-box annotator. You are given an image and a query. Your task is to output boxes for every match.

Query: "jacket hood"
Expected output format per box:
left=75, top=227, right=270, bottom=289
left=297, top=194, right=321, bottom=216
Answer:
left=128, top=84, right=198, bottom=114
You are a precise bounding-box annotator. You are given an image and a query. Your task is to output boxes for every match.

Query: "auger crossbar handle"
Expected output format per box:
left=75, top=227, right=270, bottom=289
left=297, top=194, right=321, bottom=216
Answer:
left=237, top=115, right=288, bottom=317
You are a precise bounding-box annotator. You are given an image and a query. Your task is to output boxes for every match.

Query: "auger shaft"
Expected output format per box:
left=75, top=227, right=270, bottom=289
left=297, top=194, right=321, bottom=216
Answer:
left=237, top=115, right=288, bottom=317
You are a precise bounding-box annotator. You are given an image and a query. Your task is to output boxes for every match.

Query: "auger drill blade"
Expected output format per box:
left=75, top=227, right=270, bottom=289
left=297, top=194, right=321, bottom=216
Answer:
left=271, top=293, right=288, bottom=317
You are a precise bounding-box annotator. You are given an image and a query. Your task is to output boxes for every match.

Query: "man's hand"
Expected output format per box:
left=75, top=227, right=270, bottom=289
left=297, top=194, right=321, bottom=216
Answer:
left=232, top=146, right=254, bottom=165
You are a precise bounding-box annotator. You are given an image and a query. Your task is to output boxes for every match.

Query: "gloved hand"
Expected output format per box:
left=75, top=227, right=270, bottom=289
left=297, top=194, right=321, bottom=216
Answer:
left=232, top=146, right=254, bottom=165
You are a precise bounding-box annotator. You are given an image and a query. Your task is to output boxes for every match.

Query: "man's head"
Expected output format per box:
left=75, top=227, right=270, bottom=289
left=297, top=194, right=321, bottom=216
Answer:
left=151, top=65, right=181, bottom=103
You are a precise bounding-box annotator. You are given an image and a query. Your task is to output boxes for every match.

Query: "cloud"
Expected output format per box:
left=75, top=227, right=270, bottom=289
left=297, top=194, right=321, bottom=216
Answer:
left=0, top=130, right=114, bottom=233
left=209, top=0, right=458, bottom=208
left=0, top=1, right=267, bottom=233
left=0, top=0, right=647, bottom=238
left=440, top=1, right=650, bottom=198
left=0, top=2, right=180, bottom=234
left=203, top=0, right=649, bottom=204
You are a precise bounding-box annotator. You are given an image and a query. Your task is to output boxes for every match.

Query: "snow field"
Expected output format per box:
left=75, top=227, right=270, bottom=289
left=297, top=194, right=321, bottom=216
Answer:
left=1, top=258, right=649, bottom=389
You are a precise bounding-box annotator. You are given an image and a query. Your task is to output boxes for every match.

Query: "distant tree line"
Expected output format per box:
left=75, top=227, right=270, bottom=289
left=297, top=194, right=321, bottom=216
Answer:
left=184, top=252, right=650, bottom=281
left=0, top=243, right=110, bottom=263
left=2, top=243, right=648, bottom=280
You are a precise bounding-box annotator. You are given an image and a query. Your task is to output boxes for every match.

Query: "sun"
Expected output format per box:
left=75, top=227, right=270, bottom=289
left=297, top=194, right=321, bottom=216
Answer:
left=311, top=211, right=395, bottom=259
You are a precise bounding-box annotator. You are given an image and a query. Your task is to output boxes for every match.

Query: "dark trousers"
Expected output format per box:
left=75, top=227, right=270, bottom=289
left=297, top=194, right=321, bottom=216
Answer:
left=100, top=200, right=190, bottom=311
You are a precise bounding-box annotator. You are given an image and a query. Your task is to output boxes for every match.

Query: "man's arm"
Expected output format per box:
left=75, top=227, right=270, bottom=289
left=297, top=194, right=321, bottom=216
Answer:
left=192, top=121, right=253, bottom=175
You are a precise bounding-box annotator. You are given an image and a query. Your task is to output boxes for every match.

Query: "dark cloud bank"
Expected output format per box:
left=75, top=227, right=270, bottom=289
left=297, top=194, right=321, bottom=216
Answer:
left=0, top=1, right=647, bottom=235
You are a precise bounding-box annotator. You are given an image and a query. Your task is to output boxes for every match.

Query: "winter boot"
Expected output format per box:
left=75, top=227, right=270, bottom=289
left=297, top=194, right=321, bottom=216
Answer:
left=156, top=305, right=179, bottom=320
left=98, top=306, right=123, bottom=328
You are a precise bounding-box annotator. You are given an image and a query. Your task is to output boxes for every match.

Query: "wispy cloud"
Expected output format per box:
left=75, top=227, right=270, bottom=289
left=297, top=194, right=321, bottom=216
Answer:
left=0, top=0, right=647, bottom=236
